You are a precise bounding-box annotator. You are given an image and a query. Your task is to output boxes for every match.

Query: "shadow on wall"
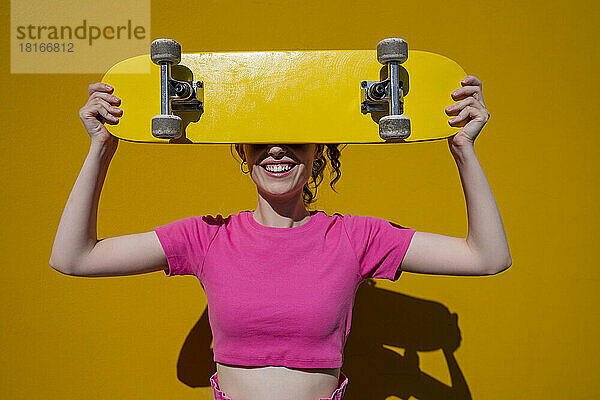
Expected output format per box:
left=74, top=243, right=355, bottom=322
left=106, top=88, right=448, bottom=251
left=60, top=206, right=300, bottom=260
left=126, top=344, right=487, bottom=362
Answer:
left=174, top=279, right=470, bottom=400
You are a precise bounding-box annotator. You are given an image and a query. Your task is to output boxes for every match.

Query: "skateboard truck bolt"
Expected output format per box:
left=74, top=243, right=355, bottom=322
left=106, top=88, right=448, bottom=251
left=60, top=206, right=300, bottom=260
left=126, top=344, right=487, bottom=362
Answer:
left=360, top=38, right=411, bottom=141
left=174, top=82, right=189, bottom=97
left=360, top=79, right=400, bottom=112
left=370, top=82, right=387, bottom=100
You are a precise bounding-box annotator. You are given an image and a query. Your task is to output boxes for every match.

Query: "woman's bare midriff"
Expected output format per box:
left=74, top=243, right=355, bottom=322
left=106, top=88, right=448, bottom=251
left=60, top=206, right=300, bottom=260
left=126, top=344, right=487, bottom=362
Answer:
left=216, top=362, right=341, bottom=400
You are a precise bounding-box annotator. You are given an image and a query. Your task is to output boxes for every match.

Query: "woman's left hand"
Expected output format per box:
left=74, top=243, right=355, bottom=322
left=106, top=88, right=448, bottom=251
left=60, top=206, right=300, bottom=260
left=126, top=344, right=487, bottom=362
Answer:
left=444, top=75, right=490, bottom=151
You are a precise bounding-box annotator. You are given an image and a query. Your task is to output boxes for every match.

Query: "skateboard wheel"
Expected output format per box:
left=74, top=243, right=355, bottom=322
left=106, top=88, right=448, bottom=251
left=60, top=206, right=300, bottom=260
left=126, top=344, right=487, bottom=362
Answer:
left=152, top=115, right=182, bottom=139
left=379, top=115, right=411, bottom=140
left=377, top=38, right=408, bottom=64
left=151, top=39, right=181, bottom=65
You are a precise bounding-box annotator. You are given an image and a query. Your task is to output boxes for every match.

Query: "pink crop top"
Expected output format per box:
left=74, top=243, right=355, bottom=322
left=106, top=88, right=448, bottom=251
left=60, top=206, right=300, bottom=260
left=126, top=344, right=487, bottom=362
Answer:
left=154, top=210, right=416, bottom=369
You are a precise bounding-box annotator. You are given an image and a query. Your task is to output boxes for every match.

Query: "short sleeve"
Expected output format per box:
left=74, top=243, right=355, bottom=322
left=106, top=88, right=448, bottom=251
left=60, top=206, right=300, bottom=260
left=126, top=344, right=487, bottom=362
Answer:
left=342, top=214, right=416, bottom=281
left=154, top=215, right=224, bottom=277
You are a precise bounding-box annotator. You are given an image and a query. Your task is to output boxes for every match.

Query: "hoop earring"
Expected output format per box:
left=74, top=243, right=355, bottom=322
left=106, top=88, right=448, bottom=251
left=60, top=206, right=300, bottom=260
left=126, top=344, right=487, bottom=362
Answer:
left=240, top=160, right=250, bottom=174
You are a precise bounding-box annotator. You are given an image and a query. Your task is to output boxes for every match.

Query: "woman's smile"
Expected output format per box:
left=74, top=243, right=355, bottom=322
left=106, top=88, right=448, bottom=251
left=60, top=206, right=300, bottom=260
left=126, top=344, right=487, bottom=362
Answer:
left=261, top=163, right=298, bottom=177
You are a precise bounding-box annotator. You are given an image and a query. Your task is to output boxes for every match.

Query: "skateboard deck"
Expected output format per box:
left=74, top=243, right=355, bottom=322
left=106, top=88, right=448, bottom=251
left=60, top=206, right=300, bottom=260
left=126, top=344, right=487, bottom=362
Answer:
left=101, top=45, right=466, bottom=144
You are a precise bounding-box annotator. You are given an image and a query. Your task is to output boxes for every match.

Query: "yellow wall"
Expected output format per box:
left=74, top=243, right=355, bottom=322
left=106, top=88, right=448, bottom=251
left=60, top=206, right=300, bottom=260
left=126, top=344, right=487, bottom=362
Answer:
left=1, top=0, right=597, bottom=399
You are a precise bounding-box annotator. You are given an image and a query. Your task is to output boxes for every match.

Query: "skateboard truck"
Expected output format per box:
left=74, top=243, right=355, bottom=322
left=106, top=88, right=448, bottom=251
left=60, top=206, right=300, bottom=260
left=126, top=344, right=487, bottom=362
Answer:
left=150, top=38, right=204, bottom=139
left=361, top=38, right=411, bottom=141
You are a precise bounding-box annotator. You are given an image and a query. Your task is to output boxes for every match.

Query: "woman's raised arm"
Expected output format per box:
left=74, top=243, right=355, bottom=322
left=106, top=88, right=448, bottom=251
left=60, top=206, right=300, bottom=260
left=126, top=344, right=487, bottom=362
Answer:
left=49, top=83, right=167, bottom=277
left=400, top=75, right=511, bottom=276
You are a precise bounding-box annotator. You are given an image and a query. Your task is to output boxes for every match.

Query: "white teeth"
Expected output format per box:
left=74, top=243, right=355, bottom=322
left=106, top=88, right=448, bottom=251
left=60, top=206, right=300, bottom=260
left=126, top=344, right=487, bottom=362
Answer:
left=264, top=164, right=294, bottom=173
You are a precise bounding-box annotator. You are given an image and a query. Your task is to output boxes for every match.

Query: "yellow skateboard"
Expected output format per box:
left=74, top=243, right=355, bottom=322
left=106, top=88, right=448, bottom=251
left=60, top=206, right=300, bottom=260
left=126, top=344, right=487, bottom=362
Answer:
left=101, top=38, right=466, bottom=144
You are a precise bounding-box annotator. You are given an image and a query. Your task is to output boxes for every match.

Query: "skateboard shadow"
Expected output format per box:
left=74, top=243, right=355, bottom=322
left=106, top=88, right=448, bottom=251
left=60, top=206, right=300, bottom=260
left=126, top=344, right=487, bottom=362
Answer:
left=174, top=279, right=471, bottom=399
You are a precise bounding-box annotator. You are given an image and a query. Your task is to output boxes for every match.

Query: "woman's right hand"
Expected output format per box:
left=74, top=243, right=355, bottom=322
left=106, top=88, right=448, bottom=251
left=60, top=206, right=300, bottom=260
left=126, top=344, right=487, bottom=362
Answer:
left=79, top=83, right=123, bottom=147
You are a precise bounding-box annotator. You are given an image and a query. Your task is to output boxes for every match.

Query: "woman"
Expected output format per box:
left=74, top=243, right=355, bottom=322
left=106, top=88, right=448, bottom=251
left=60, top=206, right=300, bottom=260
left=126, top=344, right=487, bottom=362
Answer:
left=50, top=75, right=511, bottom=400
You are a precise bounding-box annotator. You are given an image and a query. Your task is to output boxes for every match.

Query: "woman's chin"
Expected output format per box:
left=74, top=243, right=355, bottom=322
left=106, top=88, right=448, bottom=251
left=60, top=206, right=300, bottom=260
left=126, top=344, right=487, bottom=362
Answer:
left=258, top=186, right=302, bottom=199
